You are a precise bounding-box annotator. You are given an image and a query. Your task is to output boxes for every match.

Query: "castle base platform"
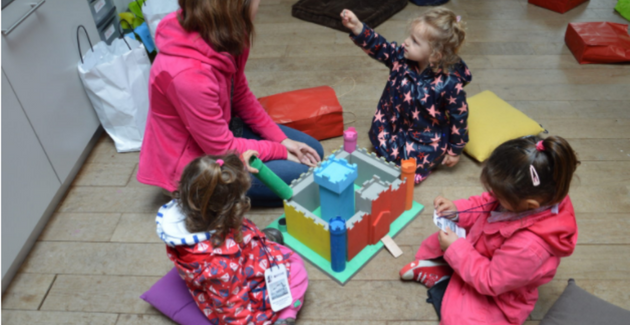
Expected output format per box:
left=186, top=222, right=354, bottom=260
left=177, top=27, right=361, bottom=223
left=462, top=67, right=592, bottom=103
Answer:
left=267, top=201, right=424, bottom=285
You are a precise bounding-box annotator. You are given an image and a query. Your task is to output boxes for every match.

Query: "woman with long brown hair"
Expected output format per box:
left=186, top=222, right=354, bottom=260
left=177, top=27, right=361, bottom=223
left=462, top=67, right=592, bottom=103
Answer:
left=138, top=0, right=323, bottom=207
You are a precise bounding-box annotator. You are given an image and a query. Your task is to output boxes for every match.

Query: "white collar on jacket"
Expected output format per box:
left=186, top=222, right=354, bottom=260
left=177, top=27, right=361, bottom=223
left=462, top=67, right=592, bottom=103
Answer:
left=156, top=199, right=215, bottom=247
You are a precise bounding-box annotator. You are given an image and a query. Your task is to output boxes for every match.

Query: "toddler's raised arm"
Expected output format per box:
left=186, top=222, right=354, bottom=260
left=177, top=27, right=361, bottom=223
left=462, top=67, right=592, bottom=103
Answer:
left=342, top=10, right=400, bottom=69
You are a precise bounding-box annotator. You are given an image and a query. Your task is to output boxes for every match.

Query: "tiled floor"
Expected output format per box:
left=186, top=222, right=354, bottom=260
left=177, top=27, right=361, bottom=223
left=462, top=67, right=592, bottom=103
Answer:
left=3, top=0, right=630, bottom=324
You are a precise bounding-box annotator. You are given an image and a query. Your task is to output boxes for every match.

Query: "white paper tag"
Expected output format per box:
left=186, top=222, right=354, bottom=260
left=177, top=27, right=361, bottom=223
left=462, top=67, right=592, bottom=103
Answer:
left=93, top=0, right=106, bottom=13
left=104, top=24, right=115, bottom=41
left=265, top=264, right=292, bottom=312
left=433, top=210, right=466, bottom=238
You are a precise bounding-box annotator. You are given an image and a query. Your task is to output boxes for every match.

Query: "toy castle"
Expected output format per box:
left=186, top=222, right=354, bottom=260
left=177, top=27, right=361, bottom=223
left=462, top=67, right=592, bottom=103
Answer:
left=281, top=127, right=417, bottom=273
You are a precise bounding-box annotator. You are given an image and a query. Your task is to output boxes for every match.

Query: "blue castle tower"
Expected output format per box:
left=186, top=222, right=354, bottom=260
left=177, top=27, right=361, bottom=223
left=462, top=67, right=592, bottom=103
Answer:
left=329, top=216, right=347, bottom=273
left=313, top=155, right=358, bottom=222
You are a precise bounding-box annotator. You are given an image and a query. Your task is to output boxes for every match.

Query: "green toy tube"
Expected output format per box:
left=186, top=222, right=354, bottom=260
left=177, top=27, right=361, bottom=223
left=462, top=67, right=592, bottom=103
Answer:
left=249, top=156, right=293, bottom=200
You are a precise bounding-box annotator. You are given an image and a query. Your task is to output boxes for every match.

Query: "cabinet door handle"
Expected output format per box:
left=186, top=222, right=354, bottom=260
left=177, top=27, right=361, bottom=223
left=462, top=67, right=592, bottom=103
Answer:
left=2, top=0, right=46, bottom=36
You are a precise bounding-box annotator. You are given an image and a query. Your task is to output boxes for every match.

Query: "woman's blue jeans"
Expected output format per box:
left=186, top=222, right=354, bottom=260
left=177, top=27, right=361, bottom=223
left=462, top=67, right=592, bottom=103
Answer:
left=241, top=124, right=324, bottom=207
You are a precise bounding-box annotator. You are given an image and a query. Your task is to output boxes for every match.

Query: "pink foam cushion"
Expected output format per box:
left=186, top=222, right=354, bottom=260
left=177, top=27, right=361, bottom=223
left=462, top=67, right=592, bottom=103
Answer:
left=140, top=267, right=212, bottom=325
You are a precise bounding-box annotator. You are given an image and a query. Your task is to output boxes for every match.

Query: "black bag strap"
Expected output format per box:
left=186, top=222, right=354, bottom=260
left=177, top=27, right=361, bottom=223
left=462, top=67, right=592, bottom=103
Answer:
left=76, top=25, right=94, bottom=64
left=77, top=24, right=133, bottom=65
left=116, top=23, right=132, bottom=51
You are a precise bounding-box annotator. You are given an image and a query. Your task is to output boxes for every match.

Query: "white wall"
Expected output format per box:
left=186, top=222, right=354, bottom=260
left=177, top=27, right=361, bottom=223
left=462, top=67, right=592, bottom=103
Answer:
left=114, top=0, right=134, bottom=13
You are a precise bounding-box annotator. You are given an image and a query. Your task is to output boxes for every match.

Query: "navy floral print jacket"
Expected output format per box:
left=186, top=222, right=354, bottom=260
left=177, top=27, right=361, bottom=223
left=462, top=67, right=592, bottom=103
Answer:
left=350, top=24, right=472, bottom=180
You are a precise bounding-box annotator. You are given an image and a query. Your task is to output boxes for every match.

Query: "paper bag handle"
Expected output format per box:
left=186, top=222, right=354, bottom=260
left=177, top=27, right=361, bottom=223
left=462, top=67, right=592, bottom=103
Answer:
left=76, top=25, right=94, bottom=64
left=116, top=23, right=132, bottom=51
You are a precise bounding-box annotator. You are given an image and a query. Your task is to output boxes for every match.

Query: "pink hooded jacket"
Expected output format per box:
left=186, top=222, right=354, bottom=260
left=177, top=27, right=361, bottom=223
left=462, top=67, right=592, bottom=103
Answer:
left=416, top=192, right=578, bottom=325
left=137, top=11, right=287, bottom=191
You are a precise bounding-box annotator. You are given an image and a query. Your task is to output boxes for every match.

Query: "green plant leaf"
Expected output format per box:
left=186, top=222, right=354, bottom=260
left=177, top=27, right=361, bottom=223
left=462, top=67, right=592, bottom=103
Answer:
left=119, top=12, right=135, bottom=25
left=129, top=0, right=145, bottom=19
left=120, top=20, right=131, bottom=30
left=132, top=17, right=145, bottom=29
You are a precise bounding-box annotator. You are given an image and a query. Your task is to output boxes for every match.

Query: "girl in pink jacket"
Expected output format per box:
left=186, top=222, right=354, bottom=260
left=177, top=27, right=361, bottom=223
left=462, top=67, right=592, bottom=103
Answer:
left=400, top=136, right=580, bottom=324
left=138, top=0, right=322, bottom=207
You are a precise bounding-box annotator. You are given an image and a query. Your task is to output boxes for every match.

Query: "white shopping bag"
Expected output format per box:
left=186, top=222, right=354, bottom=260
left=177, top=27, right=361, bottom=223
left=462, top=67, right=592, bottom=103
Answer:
left=142, top=0, right=179, bottom=46
left=77, top=26, right=151, bottom=152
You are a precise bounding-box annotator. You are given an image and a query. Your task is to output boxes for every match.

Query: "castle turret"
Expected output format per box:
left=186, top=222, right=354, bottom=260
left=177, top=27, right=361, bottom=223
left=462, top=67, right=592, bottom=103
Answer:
left=343, top=127, right=358, bottom=153
left=401, top=158, right=416, bottom=211
left=329, top=216, right=347, bottom=272
left=314, top=155, right=358, bottom=222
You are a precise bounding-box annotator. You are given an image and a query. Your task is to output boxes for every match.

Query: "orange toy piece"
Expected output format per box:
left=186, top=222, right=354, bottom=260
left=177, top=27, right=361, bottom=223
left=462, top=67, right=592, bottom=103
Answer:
left=401, top=158, right=416, bottom=211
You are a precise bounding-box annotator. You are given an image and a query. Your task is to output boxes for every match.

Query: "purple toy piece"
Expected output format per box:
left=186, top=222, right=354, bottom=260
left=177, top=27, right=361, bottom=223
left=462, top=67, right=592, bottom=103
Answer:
left=343, top=127, right=358, bottom=153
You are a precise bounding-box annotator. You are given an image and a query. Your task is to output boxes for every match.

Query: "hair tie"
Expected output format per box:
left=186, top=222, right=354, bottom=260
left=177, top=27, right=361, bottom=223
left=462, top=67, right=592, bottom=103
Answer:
left=216, top=159, right=224, bottom=167
left=456, top=15, right=461, bottom=22
left=530, top=165, right=540, bottom=187
left=536, top=141, right=545, bottom=152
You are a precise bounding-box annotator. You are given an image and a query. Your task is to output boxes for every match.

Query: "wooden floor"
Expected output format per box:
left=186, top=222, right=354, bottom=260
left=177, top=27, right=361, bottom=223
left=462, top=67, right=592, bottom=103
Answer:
left=3, top=0, right=630, bottom=324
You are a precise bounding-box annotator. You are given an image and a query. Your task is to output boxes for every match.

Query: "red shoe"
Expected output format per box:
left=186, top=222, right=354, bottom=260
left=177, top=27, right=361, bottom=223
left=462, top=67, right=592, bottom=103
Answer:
left=399, top=259, right=452, bottom=288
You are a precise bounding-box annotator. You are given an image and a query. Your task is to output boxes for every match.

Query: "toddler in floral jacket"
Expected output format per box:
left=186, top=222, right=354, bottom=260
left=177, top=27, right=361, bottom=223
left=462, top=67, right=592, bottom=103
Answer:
left=157, top=153, right=308, bottom=325
left=342, top=7, right=471, bottom=183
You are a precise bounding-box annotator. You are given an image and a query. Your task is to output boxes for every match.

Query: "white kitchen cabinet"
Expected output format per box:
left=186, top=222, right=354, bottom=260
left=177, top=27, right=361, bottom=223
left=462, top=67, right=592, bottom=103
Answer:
left=2, top=0, right=101, bottom=182
left=1, top=0, right=104, bottom=291
left=1, top=70, right=61, bottom=283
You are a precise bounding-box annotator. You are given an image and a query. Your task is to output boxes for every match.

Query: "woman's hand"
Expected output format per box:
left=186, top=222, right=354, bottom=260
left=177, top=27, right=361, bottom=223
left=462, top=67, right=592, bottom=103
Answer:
left=438, top=227, right=459, bottom=251
left=340, top=9, right=363, bottom=36
left=281, top=139, right=321, bottom=167
left=442, top=154, right=460, bottom=167
left=434, top=195, right=457, bottom=219
left=286, top=152, right=301, bottom=164
left=241, top=150, right=260, bottom=173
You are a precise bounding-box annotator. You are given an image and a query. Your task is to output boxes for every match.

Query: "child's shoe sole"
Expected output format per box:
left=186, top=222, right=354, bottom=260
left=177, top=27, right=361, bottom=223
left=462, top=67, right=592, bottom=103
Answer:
left=400, top=259, right=453, bottom=288
left=400, top=260, right=446, bottom=281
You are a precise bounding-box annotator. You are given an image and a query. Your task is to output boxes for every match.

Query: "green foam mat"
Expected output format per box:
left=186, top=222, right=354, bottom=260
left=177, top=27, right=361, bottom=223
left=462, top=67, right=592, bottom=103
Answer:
left=266, top=201, right=423, bottom=285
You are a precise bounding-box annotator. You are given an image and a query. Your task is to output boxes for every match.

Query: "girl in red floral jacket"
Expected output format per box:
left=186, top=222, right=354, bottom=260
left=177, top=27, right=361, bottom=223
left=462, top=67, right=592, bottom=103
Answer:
left=157, top=153, right=308, bottom=325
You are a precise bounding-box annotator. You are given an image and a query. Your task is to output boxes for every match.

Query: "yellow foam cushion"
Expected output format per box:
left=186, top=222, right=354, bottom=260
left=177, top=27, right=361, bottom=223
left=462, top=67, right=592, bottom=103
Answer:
left=464, top=90, right=545, bottom=162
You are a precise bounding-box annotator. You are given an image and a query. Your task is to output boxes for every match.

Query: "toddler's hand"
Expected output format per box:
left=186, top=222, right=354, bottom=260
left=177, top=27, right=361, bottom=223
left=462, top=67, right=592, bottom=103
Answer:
left=340, top=9, right=363, bottom=36
left=438, top=227, right=459, bottom=251
left=241, top=150, right=260, bottom=173
left=442, top=154, right=460, bottom=167
left=434, top=195, right=457, bottom=219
